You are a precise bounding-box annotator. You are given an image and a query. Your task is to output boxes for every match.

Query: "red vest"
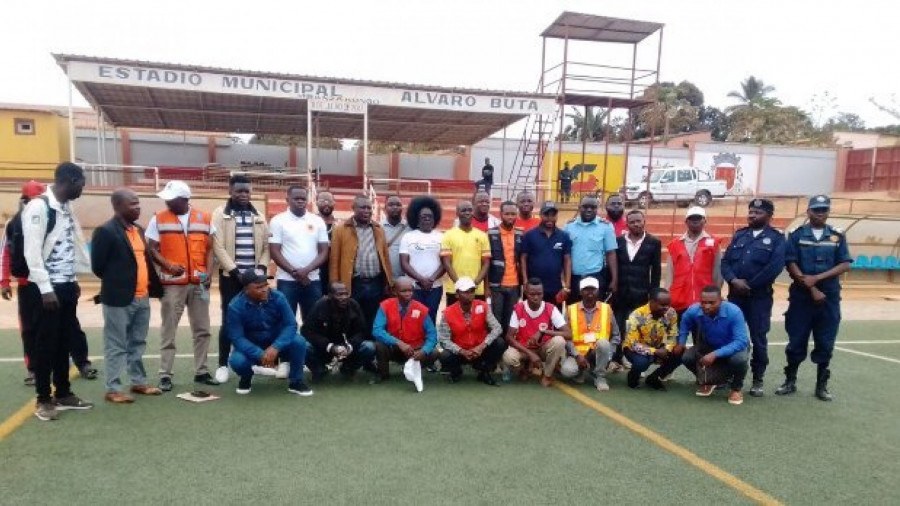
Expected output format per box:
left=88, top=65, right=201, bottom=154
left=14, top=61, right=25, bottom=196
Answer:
left=512, top=301, right=555, bottom=347
left=667, top=235, right=721, bottom=311
left=380, top=298, right=429, bottom=348
left=443, top=301, right=489, bottom=350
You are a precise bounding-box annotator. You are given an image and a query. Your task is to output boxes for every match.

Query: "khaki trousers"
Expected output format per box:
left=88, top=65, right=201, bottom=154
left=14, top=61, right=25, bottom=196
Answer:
left=159, top=284, right=211, bottom=378
left=502, top=335, right=567, bottom=377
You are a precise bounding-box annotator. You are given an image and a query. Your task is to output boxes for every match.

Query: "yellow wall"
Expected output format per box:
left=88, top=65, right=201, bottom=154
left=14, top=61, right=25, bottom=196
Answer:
left=0, top=109, right=67, bottom=179
left=542, top=152, right=626, bottom=194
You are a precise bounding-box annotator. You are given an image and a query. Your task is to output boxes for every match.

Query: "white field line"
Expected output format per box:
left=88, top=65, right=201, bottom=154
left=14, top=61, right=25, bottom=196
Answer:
left=768, top=340, right=900, bottom=346
left=832, top=346, right=900, bottom=365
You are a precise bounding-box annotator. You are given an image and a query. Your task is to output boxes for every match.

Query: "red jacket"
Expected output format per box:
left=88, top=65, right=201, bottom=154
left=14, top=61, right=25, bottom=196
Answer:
left=380, top=298, right=429, bottom=349
left=667, top=235, right=721, bottom=311
left=444, top=301, right=489, bottom=350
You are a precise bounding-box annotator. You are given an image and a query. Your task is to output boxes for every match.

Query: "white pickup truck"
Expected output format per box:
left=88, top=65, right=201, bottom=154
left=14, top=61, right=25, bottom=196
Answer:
left=621, top=166, right=728, bottom=207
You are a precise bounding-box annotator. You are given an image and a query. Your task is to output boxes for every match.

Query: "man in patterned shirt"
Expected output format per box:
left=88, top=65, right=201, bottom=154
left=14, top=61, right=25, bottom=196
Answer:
left=622, top=288, right=683, bottom=390
left=211, top=174, right=270, bottom=384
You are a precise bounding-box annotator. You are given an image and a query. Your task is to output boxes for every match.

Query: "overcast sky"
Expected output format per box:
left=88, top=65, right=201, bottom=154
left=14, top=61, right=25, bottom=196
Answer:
left=3, top=0, right=897, bottom=127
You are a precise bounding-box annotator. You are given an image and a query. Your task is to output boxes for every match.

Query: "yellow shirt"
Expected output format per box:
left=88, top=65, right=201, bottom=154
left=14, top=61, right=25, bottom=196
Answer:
left=623, top=304, right=678, bottom=353
left=440, top=227, right=490, bottom=295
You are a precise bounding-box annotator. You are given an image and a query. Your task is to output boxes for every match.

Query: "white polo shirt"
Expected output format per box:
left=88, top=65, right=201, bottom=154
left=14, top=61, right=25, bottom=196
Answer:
left=269, top=210, right=329, bottom=281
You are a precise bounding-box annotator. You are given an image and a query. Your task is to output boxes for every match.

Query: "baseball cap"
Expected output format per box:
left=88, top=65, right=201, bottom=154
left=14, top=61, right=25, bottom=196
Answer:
left=454, top=277, right=476, bottom=292
left=686, top=206, right=706, bottom=218
left=540, top=201, right=559, bottom=214
left=21, top=180, right=46, bottom=199
left=157, top=180, right=192, bottom=201
left=579, top=277, right=600, bottom=290
left=808, top=195, right=830, bottom=210
left=239, top=270, right=269, bottom=287
left=748, top=198, right=775, bottom=214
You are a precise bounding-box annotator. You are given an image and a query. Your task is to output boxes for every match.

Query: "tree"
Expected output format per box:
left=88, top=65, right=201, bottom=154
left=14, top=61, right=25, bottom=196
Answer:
left=869, top=95, right=900, bottom=121
left=727, top=105, right=818, bottom=144
left=727, top=76, right=778, bottom=110
left=824, top=112, right=866, bottom=132
left=698, top=106, right=731, bottom=141
left=636, top=81, right=701, bottom=141
left=562, top=106, right=609, bottom=142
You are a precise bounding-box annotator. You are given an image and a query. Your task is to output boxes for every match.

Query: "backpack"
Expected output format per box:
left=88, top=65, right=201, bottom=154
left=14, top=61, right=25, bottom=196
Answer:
left=9, top=195, right=55, bottom=278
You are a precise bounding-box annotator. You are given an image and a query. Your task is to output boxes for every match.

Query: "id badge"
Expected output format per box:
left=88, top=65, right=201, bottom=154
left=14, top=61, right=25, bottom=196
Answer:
left=583, top=332, right=597, bottom=344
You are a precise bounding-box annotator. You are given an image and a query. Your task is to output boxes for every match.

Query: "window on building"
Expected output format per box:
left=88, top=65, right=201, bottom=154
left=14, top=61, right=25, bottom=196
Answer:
left=14, top=118, right=35, bottom=135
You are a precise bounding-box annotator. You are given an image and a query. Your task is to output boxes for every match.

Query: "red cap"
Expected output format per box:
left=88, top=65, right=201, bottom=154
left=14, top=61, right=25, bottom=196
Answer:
left=21, top=180, right=46, bottom=199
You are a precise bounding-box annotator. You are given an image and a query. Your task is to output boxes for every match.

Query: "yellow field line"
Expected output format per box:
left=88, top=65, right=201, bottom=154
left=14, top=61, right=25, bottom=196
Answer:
left=0, top=366, right=80, bottom=442
left=555, top=382, right=784, bottom=506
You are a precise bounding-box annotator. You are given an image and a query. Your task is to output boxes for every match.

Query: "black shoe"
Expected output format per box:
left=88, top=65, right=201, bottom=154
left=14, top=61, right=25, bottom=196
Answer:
left=194, top=373, right=220, bottom=386
left=236, top=376, right=252, bottom=395
left=448, top=373, right=462, bottom=384
left=645, top=374, right=666, bottom=391
left=24, top=371, right=35, bottom=387
left=288, top=381, right=314, bottom=396
left=815, top=367, right=832, bottom=401
left=627, top=369, right=640, bottom=389
left=477, top=371, right=499, bottom=387
left=749, top=379, right=764, bottom=397
left=368, top=374, right=389, bottom=385
left=158, top=377, right=173, bottom=392
left=815, top=385, right=833, bottom=401
left=78, top=366, right=99, bottom=380
left=774, top=380, right=796, bottom=396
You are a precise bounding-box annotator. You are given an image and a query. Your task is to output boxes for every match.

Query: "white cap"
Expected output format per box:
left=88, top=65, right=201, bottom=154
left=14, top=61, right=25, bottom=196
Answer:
left=686, top=206, right=706, bottom=218
left=157, top=180, right=192, bottom=201
left=579, top=277, right=600, bottom=290
left=454, top=277, right=476, bottom=292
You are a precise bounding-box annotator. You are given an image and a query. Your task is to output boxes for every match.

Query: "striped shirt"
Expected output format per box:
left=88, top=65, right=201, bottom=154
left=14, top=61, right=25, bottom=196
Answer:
left=233, top=210, right=256, bottom=271
left=353, top=221, right=381, bottom=278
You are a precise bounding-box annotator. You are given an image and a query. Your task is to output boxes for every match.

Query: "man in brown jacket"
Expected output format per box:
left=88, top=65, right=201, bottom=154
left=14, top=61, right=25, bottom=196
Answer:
left=211, top=174, right=270, bottom=384
left=330, top=194, right=392, bottom=332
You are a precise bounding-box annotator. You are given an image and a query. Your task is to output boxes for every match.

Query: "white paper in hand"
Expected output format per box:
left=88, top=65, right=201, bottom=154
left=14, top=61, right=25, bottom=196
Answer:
left=403, top=358, right=424, bottom=392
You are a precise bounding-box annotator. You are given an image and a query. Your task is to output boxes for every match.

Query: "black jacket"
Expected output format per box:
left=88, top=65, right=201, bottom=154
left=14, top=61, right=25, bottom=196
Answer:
left=91, top=218, right=162, bottom=306
left=615, top=233, right=662, bottom=306
left=300, top=296, right=368, bottom=352
left=487, top=226, right=522, bottom=286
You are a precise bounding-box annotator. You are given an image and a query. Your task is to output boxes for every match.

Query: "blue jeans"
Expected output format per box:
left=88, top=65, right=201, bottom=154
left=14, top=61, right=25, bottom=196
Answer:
left=277, top=279, right=323, bottom=323
left=229, top=334, right=308, bottom=383
left=306, top=340, right=376, bottom=380
left=413, top=287, right=443, bottom=325
left=102, top=297, right=152, bottom=392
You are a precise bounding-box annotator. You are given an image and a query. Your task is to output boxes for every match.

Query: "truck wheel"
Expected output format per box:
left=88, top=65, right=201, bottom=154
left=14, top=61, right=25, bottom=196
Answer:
left=638, top=192, right=652, bottom=209
left=694, top=190, right=712, bottom=207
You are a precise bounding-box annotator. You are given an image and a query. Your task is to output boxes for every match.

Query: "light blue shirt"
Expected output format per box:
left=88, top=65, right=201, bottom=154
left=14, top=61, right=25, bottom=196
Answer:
left=564, top=218, right=617, bottom=275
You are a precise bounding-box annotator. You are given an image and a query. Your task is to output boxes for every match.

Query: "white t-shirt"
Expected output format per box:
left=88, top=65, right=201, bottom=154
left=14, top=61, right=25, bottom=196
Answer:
left=509, top=302, right=566, bottom=329
left=269, top=211, right=329, bottom=281
left=398, top=230, right=444, bottom=283
left=145, top=208, right=217, bottom=241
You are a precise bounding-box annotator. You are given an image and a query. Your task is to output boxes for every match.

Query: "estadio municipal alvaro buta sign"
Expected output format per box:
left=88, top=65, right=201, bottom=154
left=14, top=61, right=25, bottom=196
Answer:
left=66, top=60, right=556, bottom=115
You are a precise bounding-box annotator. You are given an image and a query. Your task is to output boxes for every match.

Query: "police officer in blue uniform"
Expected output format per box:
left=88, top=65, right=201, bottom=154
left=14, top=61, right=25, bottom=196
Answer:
left=721, top=198, right=786, bottom=397
left=776, top=195, right=852, bottom=401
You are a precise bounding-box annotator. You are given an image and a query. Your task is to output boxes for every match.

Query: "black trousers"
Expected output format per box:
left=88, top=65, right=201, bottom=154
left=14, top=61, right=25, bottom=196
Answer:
left=375, top=342, right=437, bottom=377
left=18, top=284, right=92, bottom=372
left=24, top=282, right=80, bottom=403
left=439, top=339, right=506, bottom=377
left=352, top=276, right=386, bottom=335
left=217, top=271, right=243, bottom=367
left=491, top=286, right=521, bottom=335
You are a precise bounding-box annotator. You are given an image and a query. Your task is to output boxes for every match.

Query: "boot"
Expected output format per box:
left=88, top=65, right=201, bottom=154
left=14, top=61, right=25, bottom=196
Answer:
left=749, top=377, right=764, bottom=397
left=815, top=366, right=833, bottom=402
left=774, top=364, right=798, bottom=396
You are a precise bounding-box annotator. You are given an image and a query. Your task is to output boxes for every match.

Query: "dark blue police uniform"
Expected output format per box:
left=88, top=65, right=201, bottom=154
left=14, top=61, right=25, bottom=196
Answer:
left=784, top=224, right=852, bottom=366
left=722, top=224, right=786, bottom=382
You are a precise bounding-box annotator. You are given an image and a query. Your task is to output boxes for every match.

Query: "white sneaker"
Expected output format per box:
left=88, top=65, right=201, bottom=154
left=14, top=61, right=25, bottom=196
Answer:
left=595, top=379, right=610, bottom=392
left=251, top=365, right=278, bottom=377
left=214, top=366, right=230, bottom=384
left=275, top=362, right=290, bottom=379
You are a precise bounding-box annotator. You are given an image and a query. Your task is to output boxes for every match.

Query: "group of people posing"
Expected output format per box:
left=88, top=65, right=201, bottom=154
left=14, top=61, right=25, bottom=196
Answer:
left=2, top=163, right=852, bottom=421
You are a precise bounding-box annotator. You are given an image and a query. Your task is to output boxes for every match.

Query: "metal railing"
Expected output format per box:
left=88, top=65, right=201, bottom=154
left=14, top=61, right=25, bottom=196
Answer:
left=368, top=178, right=432, bottom=196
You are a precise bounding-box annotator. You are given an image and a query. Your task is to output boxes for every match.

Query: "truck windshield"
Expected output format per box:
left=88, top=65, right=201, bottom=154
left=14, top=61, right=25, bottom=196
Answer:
left=649, top=170, right=666, bottom=183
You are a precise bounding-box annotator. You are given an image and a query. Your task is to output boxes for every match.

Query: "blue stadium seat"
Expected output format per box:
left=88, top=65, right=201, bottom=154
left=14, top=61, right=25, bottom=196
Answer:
left=886, top=256, right=899, bottom=270
left=869, top=256, right=884, bottom=269
left=852, top=255, right=869, bottom=270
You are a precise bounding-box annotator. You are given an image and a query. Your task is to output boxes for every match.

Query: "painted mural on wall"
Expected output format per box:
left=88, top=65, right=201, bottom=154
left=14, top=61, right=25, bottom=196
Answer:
left=693, top=151, right=759, bottom=195
left=542, top=152, right=625, bottom=194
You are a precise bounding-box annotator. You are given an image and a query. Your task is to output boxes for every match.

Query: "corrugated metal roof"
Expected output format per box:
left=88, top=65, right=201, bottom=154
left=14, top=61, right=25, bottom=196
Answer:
left=541, top=12, right=663, bottom=44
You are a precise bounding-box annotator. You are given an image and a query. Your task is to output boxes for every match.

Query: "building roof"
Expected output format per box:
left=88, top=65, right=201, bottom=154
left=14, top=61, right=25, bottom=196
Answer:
left=54, top=54, right=558, bottom=146
left=541, top=12, right=664, bottom=44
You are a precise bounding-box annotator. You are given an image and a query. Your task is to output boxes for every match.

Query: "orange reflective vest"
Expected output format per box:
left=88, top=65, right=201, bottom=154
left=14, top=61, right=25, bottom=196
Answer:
left=568, top=302, right=611, bottom=355
left=381, top=298, right=429, bottom=349
left=444, top=301, right=489, bottom=350
left=155, top=208, right=212, bottom=285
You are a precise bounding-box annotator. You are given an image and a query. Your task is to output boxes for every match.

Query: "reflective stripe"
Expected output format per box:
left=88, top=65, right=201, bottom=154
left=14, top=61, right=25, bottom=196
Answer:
left=798, top=240, right=838, bottom=247
left=570, top=303, right=610, bottom=355
left=188, top=224, right=210, bottom=233
left=157, top=223, right=185, bottom=232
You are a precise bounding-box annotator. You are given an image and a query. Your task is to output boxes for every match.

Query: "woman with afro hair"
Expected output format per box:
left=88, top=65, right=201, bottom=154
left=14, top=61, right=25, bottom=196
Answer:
left=398, top=196, right=445, bottom=323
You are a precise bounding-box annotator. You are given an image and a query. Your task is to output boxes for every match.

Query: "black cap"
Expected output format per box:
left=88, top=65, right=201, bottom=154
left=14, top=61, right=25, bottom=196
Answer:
left=239, top=270, right=269, bottom=287
left=808, top=195, right=831, bottom=210
left=748, top=198, right=774, bottom=214
left=540, top=201, right=559, bottom=214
